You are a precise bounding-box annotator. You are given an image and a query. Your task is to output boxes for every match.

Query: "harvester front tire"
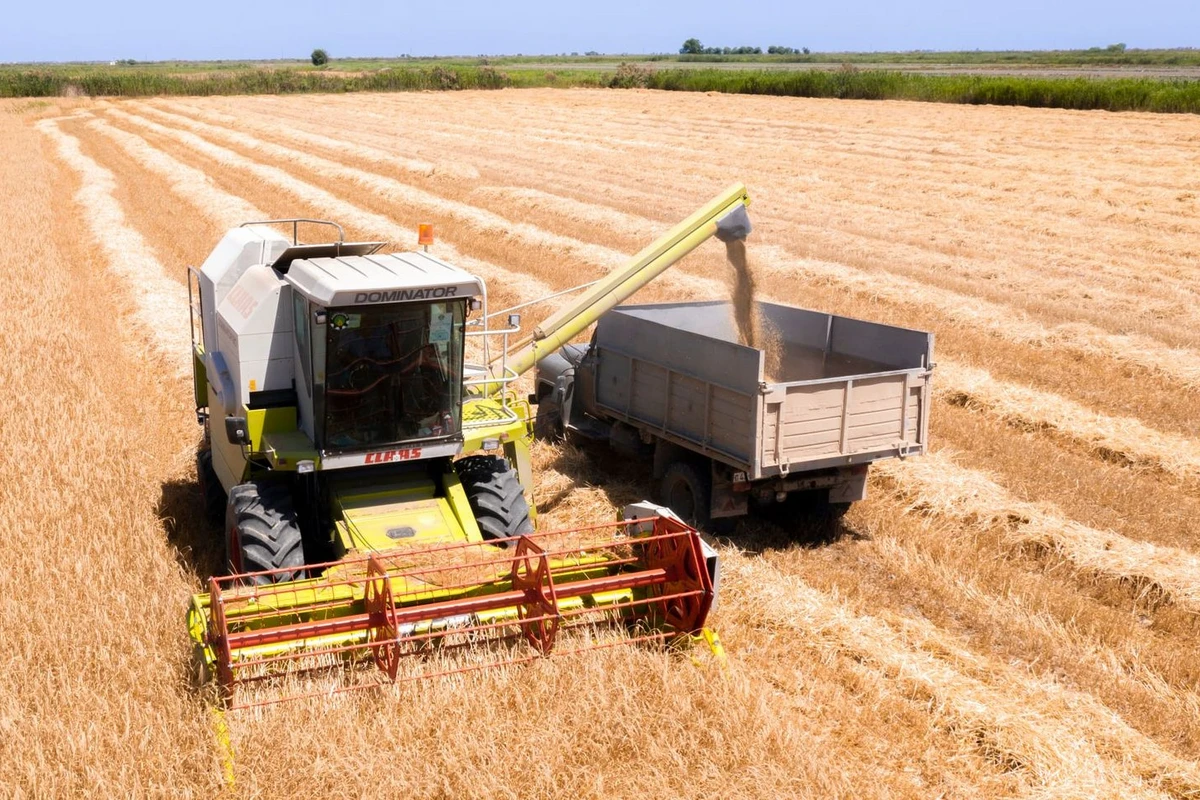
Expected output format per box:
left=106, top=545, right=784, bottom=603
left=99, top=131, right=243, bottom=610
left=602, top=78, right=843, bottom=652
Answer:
left=456, top=456, right=534, bottom=545
left=660, top=461, right=711, bottom=529
left=225, top=482, right=306, bottom=585
left=196, top=448, right=226, bottom=523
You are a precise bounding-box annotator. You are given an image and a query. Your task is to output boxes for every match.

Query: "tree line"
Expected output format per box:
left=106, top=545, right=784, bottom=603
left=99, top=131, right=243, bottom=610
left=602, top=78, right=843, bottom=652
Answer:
left=679, top=39, right=809, bottom=56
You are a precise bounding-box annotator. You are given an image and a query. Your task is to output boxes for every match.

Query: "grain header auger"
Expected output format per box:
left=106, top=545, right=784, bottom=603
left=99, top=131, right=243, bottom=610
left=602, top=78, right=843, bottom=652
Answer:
left=186, top=185, right=752, bottom=708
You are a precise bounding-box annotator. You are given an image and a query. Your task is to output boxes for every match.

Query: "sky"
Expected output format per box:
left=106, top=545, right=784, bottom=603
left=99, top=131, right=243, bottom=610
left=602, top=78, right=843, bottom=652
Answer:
left=2, top=0, right=1197, bottom=63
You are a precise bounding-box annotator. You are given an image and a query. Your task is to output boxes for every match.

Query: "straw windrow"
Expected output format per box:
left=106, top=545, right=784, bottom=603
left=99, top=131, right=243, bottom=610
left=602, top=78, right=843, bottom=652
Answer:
left=876, top=451, right=1200, bottom=611
left=35, top=115, right=189, bottom=376
left=727, top=555, right=1200, bottom=798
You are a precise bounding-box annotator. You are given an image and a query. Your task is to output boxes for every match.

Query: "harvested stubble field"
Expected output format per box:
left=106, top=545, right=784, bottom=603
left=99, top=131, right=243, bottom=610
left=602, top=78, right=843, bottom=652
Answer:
left=4, top=87, right=1200, bottom=798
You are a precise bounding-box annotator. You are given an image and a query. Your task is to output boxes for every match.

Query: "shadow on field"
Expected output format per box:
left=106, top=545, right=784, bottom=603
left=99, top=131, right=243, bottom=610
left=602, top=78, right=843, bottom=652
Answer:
left=739, top=499, right=869, bottom=554
left=152, top=437, right=863, bottom=585
left=158, top=473, right=224, bottom=583
left=544, top=437, right=866, bottom=554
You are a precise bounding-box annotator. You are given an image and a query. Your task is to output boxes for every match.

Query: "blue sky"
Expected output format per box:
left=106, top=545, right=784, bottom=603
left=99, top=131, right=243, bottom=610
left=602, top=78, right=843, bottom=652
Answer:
left=2, top=0, right=1196, bottom=63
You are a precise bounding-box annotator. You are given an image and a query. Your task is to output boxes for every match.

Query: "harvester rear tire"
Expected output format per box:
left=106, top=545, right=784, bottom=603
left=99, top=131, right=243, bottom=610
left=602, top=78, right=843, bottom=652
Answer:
left=455, top=456, right=534, bottom=545
left=225, top=482, right=306, bottom=585
left=196, top=448, right=226, bottom=523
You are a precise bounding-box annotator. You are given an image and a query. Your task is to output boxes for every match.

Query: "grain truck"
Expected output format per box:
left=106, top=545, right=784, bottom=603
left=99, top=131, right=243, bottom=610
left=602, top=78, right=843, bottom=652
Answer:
left=533, top=300, right=934, bottom=528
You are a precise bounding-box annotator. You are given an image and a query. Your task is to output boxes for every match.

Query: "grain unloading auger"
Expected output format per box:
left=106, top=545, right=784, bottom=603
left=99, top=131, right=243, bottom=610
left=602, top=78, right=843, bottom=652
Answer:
left=186, top=185, right=751, bottom=708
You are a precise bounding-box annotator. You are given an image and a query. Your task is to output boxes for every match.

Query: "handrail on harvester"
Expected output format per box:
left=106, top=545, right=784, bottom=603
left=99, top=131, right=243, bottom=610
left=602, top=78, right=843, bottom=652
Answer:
left=483, top=182, right=752, bottom=395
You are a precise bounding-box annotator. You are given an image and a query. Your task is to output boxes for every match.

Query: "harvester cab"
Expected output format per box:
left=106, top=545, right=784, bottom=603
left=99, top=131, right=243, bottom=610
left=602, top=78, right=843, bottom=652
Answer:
left=187, top=186, right=752, bottom=707
left=191, top=219, right=534, bottom=573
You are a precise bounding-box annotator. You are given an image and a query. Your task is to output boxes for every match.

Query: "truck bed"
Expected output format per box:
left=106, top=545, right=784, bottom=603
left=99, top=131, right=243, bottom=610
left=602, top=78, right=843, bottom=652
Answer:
left=591, top=300, right=934, bottom=480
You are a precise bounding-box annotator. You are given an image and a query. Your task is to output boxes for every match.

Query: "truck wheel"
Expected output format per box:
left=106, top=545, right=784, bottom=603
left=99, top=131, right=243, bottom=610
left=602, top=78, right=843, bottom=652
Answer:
left=826, top=501, right=852, bottom=522
left=196, top=448, right=226, bottom=523
left=225, top=482, right=306, bottom=584
left=771, top=490, right=851, bottom=542
left=456, top=455, right=534, bottom=545
left=533, top=399, right=564, bottom=442
left=660, top=461, right=711, bottom=529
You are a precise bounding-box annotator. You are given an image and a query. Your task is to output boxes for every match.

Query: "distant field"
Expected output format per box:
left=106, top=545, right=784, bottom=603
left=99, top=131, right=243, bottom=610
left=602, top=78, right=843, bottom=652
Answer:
left=11, top=47, right=1200, bottom=72
left=492, top=60, right=1200, bottom=79
left=8, top=87, right=1200, bottom=798
left=3, top=53, right=1200, bottom=112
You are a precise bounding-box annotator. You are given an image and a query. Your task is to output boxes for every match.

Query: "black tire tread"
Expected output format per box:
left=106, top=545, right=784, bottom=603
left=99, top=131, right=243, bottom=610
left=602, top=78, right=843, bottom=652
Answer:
left=533, top=401, right=564, bottom=442
left=456, top=456, right=534, bottom=544
left=196, top=448, right=226, bottom=523
left=660, top=460, right=711, bottom=528
left=226, top=481, right=306, bottom=584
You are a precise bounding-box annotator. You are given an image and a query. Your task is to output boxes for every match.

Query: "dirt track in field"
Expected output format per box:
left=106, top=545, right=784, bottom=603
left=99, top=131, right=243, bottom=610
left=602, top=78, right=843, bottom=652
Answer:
left=6, top=88, right=1200, bottom=798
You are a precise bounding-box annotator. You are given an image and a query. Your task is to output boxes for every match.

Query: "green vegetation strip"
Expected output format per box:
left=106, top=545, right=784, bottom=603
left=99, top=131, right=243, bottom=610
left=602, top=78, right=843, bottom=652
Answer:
left=4, top=64, right=1199, bottom=114
left=670, top=47, right=1200, bottom=66
left=645, top=68, right=1200, bottom=113
left=0, top=65, right=511, bottom=97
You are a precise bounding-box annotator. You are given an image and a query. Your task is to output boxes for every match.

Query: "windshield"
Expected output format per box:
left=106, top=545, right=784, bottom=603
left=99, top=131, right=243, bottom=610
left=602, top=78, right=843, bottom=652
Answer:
left=321, top=300, right=464, bottom=451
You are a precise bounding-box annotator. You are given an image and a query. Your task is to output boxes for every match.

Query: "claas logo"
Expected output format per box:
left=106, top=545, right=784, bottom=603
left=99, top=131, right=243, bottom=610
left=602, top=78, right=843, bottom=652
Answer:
left=364, top=447, right=423, bottom=464
left=227, top=285, right=258, bottom=318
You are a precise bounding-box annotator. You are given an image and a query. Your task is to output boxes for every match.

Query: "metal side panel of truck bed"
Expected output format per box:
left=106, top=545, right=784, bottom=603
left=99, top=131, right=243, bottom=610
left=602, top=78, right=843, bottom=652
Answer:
left=592, top=301, right=934, bottom=480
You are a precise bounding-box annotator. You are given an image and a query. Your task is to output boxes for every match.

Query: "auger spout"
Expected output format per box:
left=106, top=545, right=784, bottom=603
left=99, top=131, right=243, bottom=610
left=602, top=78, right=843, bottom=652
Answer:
left=491, top=183, right=752, bottom=393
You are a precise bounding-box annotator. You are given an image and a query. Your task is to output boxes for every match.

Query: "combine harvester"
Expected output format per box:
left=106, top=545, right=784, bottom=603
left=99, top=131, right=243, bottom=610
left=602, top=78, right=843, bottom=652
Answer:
left=186, top=186, right=753, bottom=707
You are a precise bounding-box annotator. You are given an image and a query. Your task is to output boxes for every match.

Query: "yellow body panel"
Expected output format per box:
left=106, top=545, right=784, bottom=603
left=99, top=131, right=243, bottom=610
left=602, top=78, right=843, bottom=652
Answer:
left=246, top=406, right=297, bottom=445
left=443, top=471, right=483, bottom=541
left=261, top=429, right=318, bottom=469
left=335, top=480, right=470, bottom=554
left=192, top=345, right=207, bottom=409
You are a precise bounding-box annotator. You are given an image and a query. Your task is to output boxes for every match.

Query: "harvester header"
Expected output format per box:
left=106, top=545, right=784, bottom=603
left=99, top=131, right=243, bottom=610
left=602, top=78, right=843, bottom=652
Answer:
left=194, top=509, right=716, bottom=708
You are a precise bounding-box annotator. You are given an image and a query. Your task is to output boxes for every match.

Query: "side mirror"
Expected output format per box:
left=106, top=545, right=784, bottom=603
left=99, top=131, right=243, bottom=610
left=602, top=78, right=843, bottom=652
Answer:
left=225, top=415, right=251, bottom=446
left=507, top=313, right=520, bottom=329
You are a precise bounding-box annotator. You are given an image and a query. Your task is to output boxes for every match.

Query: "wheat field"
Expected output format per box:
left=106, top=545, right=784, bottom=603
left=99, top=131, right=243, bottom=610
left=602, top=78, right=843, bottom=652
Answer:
left=4, top=88, right=1200, bottom=798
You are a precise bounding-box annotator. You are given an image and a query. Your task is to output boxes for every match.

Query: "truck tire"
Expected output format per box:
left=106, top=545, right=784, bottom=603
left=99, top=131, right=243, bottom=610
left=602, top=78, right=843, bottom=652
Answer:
left=826, top=500, right=852, bottom=522
left=196, top=448, right=226, bottom=523
left=769, top=490, right=851, bottom=542
left=456, top=455, right=534, bottom=545
left=225, top=482, right=306, bottom=584
left=660, top=461, right=711, bottom=529
left=533, top=399, right=564, bottom=442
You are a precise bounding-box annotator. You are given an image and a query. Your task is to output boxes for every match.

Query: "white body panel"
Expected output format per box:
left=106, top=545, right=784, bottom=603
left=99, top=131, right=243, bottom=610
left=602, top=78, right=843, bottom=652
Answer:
left=197, top=226, right=291, bottom=357
left=209, top=401, right=244, bottom=492
left=286, top=252, right=483, bottom=307
left=215, top=264, right=294, bottom=406
left=207, top=265, right=294, bottom=492
left=197, top=227, right=292, bottom=493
